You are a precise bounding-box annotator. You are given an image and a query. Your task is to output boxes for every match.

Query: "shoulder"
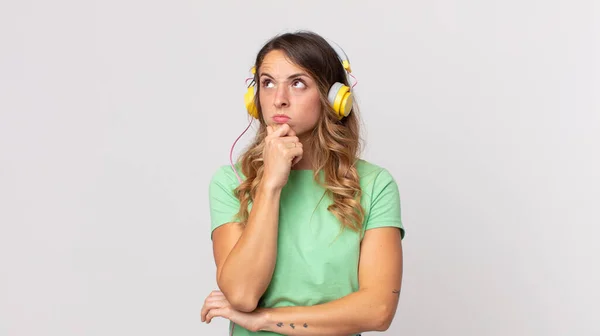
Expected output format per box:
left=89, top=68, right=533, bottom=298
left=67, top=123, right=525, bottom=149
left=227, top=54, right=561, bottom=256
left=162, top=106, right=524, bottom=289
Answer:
left=209, top=164, right=242, bottom=193
left=207, top=164, right=244, bottom=233
left=354, top=159, right=398, bottom=191
left=355, top=159, right=405, bottom=238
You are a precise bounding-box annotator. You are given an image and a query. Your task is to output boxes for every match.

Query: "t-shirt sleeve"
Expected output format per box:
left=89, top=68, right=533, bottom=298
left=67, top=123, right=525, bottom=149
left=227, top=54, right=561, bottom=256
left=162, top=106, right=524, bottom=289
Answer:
left=363, top=168, right=405, bottom=239
left=208, top=165, right=242, bottom=237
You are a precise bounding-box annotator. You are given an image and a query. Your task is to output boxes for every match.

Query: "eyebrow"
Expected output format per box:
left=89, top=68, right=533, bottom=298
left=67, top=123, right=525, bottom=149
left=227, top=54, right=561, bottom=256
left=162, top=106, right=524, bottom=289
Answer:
left=259, top=72, right=310, bottom=80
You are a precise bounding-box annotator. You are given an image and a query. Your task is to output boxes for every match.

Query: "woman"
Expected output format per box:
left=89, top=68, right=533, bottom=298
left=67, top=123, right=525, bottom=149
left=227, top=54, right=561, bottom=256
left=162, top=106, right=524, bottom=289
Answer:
left=200, top=30, right=405, bottom=336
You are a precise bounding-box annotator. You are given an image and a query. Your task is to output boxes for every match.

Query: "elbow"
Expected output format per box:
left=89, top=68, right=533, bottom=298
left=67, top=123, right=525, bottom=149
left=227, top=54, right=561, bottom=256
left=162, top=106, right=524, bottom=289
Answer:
left=228, top=294, right=259, bottom=313
left=217, top=277, right=261, bottom=313
left=371, top=304, right=396, bottom=332
left=219, top=286, right=260, bottom=313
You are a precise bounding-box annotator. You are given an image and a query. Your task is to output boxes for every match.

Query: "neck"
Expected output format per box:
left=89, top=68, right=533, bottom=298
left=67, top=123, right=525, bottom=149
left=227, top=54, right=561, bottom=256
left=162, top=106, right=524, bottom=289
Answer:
left=292, top=160, right=312, bottom=170
left=292, top=137, right=313, bottom=170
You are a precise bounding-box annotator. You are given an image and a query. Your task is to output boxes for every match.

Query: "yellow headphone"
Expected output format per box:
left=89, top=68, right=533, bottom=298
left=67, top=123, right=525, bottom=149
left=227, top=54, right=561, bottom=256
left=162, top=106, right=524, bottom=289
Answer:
left=244, top=40, right=354, bottom=120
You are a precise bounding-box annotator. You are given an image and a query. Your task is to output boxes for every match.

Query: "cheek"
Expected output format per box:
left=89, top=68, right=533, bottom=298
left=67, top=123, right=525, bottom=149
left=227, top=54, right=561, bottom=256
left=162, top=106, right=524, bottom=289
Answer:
left=300, top=92, right=322, bottom=120
left=258, top=91, right=273, bottom=112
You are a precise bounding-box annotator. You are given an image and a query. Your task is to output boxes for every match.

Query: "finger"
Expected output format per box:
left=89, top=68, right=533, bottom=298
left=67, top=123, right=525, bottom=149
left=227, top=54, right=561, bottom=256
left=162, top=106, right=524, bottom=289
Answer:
left=274, top=140, right=300, bottom=152
left=201, top=293, right=226, bottom=315
left=200, top=296, right=216, bottom=322
left=287, top=147, right=303, bottom=162
left=205, top=308, right=216, bottom=324
left=205, top=296, right=228, bottom=305
left=283, top=141, right=303, bottom=149
left=201, top=301, right=215, bottom=322
left=205, top=296, right=227, bottom=305
left=291, top=154, right=303, bottom=166
left=272, top=123, right=290, bottom=137
left=279, top=136, right=299, bottom=142
left=277, top=137, right=299, bottom=147
left=200, top=305, right=208, bottom=322
left=279, top=124, right=296, bottom=137
left=201, top=298, right=228, bottom=321
left=209, top=290, right=224, bottom=297
left=206, top=307, right=228, bottom=324
left=203, top=291, right=222, bottom=305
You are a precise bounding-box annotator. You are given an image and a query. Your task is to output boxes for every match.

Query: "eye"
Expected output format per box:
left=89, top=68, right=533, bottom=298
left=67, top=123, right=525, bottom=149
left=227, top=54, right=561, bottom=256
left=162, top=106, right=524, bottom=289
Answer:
left=292, top=79, right=306, bottom=89
left=261, top=79, right=275, bottom=88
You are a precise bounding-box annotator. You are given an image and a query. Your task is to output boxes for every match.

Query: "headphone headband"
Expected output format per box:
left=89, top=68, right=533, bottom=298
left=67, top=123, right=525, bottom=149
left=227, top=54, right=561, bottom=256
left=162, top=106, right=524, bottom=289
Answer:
left=249, top=39, right=351, bottom=77
left=325, top=38, right=352, bottom=73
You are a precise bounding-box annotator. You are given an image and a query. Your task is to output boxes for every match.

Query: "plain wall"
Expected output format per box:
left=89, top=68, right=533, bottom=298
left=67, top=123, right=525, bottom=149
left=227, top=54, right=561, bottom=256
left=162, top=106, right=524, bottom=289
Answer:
left=1, top=1, right=598, bottom=335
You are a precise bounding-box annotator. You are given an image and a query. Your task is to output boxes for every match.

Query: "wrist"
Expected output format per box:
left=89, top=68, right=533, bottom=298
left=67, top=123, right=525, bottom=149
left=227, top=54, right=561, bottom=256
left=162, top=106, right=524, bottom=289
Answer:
left=253, top=307, right=272, bottom=332
left=258, top=180, right=283, bottom=193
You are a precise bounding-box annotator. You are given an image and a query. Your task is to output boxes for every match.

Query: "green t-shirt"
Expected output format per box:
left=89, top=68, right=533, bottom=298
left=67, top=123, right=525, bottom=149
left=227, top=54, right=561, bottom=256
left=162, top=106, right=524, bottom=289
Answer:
left=208, top=159, right=405, bottom=336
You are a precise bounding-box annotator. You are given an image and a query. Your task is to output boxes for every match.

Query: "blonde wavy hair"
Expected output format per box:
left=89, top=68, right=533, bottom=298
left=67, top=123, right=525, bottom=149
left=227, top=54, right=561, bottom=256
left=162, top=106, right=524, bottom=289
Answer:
left=233, top=31, right=365, bottom=232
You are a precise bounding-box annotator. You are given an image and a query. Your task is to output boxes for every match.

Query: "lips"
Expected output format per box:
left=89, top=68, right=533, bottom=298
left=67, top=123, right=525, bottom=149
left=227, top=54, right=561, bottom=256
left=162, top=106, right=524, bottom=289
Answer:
left=273, top=115, right=290, bottom=123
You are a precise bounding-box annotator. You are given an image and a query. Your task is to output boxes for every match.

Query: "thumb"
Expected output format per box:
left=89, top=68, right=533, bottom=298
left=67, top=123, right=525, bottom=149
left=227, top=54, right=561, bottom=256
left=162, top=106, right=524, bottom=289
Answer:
left=272, top=123, right=290, bottom=137
left=286, top=126, right=297, bottom=137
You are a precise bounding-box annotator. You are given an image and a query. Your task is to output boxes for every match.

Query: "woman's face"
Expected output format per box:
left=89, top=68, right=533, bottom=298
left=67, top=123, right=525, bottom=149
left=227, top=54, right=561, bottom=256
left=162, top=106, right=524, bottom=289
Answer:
left=258, top=50, right=322, bottom=137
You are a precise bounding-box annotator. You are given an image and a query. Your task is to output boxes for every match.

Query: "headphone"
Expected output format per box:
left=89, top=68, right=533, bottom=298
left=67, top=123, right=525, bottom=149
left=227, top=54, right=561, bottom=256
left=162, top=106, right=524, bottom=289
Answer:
left=243, top=39, right=354, bottom=120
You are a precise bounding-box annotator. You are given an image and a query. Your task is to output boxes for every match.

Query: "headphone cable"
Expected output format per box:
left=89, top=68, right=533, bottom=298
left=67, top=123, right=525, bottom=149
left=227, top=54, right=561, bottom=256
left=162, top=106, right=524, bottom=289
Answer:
left=229, top=118, right=254, bottom=184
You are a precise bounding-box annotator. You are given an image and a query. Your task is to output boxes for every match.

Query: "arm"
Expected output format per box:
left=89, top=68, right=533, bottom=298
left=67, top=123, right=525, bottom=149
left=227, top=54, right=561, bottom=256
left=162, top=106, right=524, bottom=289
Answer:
left=211, top=124, right=302, bottom=313
left=255, top=227, right=404, bottom=335
left=213, top=182, right=282, bottom=313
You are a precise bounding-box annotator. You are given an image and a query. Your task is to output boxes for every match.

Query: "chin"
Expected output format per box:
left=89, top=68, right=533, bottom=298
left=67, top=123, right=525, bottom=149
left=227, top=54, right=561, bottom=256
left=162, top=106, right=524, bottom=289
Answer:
left=295, top=127, right=313, bottom=138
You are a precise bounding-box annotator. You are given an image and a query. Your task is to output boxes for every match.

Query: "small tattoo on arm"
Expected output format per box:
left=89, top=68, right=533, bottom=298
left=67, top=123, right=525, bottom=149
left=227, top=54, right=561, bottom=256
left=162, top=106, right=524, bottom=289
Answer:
left=276, top=322, right=307, bottom=329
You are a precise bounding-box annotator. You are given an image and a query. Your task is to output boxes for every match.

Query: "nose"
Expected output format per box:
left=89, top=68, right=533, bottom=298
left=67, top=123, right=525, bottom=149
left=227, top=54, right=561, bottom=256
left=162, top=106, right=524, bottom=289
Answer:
left=273, top=85, right=289, bottom=108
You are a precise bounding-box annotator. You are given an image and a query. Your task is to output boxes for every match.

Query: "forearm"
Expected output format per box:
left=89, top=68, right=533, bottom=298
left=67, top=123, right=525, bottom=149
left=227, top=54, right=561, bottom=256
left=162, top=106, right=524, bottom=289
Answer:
left=256, top=289, right=398, bottom=336
left=218, top=183, right=282, bottom=311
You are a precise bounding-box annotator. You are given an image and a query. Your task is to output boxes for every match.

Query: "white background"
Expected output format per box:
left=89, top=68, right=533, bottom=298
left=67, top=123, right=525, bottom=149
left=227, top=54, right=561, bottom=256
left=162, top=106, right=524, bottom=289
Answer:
left=1, top=1, right=598, bottom=335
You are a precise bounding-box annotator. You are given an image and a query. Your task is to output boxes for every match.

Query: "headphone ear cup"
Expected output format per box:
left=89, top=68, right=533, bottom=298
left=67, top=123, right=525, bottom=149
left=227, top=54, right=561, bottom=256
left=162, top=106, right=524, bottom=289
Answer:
left=328, top=82, right=353, bottom=119
left=244, top=85, right=258, bottom=119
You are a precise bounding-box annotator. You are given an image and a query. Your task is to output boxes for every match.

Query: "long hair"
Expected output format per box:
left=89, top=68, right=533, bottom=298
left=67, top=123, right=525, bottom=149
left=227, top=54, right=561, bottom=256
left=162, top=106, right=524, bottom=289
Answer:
left=233, top=31, right=365, bottom=232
